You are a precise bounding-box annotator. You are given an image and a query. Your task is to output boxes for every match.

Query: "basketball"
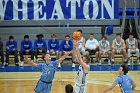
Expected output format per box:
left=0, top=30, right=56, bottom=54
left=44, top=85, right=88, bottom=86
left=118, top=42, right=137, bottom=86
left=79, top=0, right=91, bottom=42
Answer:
left=72, top=31, right=81, bottom=40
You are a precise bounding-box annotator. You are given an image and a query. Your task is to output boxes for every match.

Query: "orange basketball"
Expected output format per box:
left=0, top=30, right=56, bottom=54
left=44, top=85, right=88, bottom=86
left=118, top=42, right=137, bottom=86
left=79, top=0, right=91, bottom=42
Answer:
left=72, top=31, right=81, bottom=40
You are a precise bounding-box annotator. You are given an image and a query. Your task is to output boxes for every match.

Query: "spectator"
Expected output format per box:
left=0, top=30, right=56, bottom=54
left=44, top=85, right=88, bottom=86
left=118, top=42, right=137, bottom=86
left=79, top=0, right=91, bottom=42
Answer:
left=126, top=32, right=140, bottom=65
left=5, top=36, right=19, bottom=66
left=59, top=35, right=74, bottom=67
left=65, top=84, right=73, bottom=93
left=98, top=36, right=111, bottom=65
left=20, top=35, right=34, bottom=66
left=85, top=33, right=99, bottom=63
left=47, top=34, right=59, bottom=59
left=0, top=36, right=4, bottom=69
left=34, top=34, right=47, bottom=61
left=111, top=33, right=127, bottom=64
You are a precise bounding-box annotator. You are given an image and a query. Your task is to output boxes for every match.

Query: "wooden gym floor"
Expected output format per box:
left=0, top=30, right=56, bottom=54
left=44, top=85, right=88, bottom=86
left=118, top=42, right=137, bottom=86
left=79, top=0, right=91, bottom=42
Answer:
left=0, top=71, right=140, bottom=93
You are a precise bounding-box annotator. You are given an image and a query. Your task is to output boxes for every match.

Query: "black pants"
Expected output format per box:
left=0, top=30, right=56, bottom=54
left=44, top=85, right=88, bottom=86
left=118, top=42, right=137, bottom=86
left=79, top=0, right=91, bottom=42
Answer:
left=34, top=49, right=47, bottom=59
left=6, top=51, right=18, bottom=64
left=20, top=50, right=34, bottom=61
left=0, top=51, right=4, bottom=65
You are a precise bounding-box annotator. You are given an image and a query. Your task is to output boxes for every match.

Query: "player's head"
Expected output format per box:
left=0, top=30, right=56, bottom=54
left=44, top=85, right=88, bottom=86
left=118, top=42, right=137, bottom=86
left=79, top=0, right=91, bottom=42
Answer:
left=65, top=35, right=70, bottom=41
left=9, top=36, right=14, bottom=42
left=101, top=36, right=107, bottom=42
left=89, top=33, right=94, bottom=40
left=83, top=55, right=90, bottom=64
left=118, top=64, right=129, bottom=75
left=42, top=53, right=51, bottom=62
left=116, top=33, right=121, bottom=40
left=65, top=84, right=73, bottom=93
left=129, top=32, right=134, bottom=39
left=51, top=34, right=56, bottom=40
left=24, top=35, right=29, bottom=42
left=36, top=34, right=44, bottom=41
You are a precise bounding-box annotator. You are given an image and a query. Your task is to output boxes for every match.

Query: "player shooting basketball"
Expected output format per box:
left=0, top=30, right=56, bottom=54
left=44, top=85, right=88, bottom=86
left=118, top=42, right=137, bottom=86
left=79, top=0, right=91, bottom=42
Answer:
left=24, top=52, right=71, bottom=93
left=73, top=40, right=90, bottom=93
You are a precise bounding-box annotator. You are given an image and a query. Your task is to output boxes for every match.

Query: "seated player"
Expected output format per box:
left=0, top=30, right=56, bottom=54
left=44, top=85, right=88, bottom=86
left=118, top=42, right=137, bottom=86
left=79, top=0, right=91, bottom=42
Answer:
left=126, top=32, right=140, bottom=65
left=85, top=33, right=99, bottom=63
left=59, top=35, right=74, bottom=67
left=65, top=84, right=73, bottom=93
left=24, top=51, right=72, bottom=93
left=0, top=36, right=4, bottom=69
left=111, top=33, right=127, bottom=64
left=98, top=36, right=111, bottom=65
left=34, top=34, right=47, bottom=61
left=102, top=64, right=136, bottom=93
left=77, top=30, right=86, bottom=55
left=5, top=36, right=19, bottom=66
left=20, top=35, right=34, bottom=66
left=47, top=34, right=59, bottom=59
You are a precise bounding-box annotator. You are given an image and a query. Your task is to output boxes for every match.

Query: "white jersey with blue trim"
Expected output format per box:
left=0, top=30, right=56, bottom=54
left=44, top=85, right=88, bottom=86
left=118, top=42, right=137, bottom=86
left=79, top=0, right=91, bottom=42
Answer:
left=75, top=65, right=89, bottom=85
left=126, top=38, right=136, bottom=48
left=114, top=39, right=123, bottom=49
left=99, top=40, right=110, bottom=50
left=78, top=37, right=84, bottom=49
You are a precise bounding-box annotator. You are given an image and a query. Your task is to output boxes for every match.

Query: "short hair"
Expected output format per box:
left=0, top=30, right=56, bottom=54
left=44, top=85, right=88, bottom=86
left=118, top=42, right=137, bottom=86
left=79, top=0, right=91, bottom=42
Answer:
left=24, top=35, right=29, bottom=39
left=90, top=33, right=94, bottom=35
left=121, top=64, right=129, bottom=75
left=129, top=32, right=134, bottom=36
left=9, top=36, right=14, bottom=40
left=65, top=35, right=70, bottom=38
left=65, top=84, right=73, bottom=93
left=51, top=34, right=56, bottom=38
left=116, top=33, right=121, bottom=36
left=101, top=36, right=107, bottom=40
left=77, top=29, right=83, bottom=33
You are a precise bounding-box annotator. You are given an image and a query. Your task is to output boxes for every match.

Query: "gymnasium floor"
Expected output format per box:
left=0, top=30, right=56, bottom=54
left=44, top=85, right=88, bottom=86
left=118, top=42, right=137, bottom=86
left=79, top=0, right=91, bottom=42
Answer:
left=0, top=65, right=140, bottom=93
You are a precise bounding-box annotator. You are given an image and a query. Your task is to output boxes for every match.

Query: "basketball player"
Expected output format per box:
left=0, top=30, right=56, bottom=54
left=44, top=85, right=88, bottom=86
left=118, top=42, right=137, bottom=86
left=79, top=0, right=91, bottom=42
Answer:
left=126, top=32, right=140, bottom=65
left=24, top=52, right=71, bottom=93
left=98, top=36, right=111, bottom=65
left=73, top=41, right=90, bottom=93
left=77, top=30, right=86, bottom=55
left=102, top=64, right=136, bottom=93
left=111, top=33, right=127, bottom=64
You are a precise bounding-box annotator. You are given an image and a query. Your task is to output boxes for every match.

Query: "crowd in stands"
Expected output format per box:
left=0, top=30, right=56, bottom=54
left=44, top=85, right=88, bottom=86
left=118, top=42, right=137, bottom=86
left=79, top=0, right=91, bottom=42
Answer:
left=0, top=30, right=140, bottom=69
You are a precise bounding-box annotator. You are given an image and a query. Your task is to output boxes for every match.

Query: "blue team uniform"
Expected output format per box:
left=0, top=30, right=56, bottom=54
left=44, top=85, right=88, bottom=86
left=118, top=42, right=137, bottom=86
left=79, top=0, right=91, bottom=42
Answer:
left=34, top=39, right=47, bottom=50
left=48, top=39, right=59, bottom=52
left=60, top=40, right=73, bottom=52
left=34, top=60, right=57, bottom=93
left=21, top=40, right=33, bottom=51
left=114, top=75, right=133, bottom=93
left=6, top=40, right=17, bottom=52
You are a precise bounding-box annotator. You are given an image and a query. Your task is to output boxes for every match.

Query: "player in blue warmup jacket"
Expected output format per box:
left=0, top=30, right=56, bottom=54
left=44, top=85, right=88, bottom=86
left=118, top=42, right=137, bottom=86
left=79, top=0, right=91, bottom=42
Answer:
left=24, top=51, right=72, bottom=93
left=103, top=64, right=136, bottom=93
left=20, top=35, right=34, bottom=65
left=47, top=34, right=59, bottom=59
left=34, top=34, right=47, bottom=61
left=5, top=36, right=19, bottom=66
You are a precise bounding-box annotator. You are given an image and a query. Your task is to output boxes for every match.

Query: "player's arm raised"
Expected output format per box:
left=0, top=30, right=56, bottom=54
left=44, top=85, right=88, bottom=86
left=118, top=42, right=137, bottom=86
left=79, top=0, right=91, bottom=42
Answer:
left=102, top=83, right=116, bottom=93
left=24, top=56, right=37, bottom=67
left=74, top=41, right=89, bottom=72
left=57, top=51, right=72, bottom=64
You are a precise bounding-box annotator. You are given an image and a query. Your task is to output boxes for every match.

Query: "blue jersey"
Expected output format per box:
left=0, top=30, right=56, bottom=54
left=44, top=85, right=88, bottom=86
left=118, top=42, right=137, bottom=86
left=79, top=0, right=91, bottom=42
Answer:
left=114, top=75, right=133, bottom=93
left=60, top=40, right=73, bottom=52
left=34, top=39, right=47, bottom=49
left=37, top=60, right=57, bottom=82
left=6, top=40, right=17, bottom=52
left=48, top=39, right=59, bottom=51
left=21, top=40, right=33, bottom=51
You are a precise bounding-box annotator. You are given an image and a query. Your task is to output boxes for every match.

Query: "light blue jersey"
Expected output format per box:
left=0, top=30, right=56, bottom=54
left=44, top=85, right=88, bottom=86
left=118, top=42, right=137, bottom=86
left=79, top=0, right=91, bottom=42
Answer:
left=114, top=75, right=133, bottom=93
left=34, top=60, right=57, bottom=93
